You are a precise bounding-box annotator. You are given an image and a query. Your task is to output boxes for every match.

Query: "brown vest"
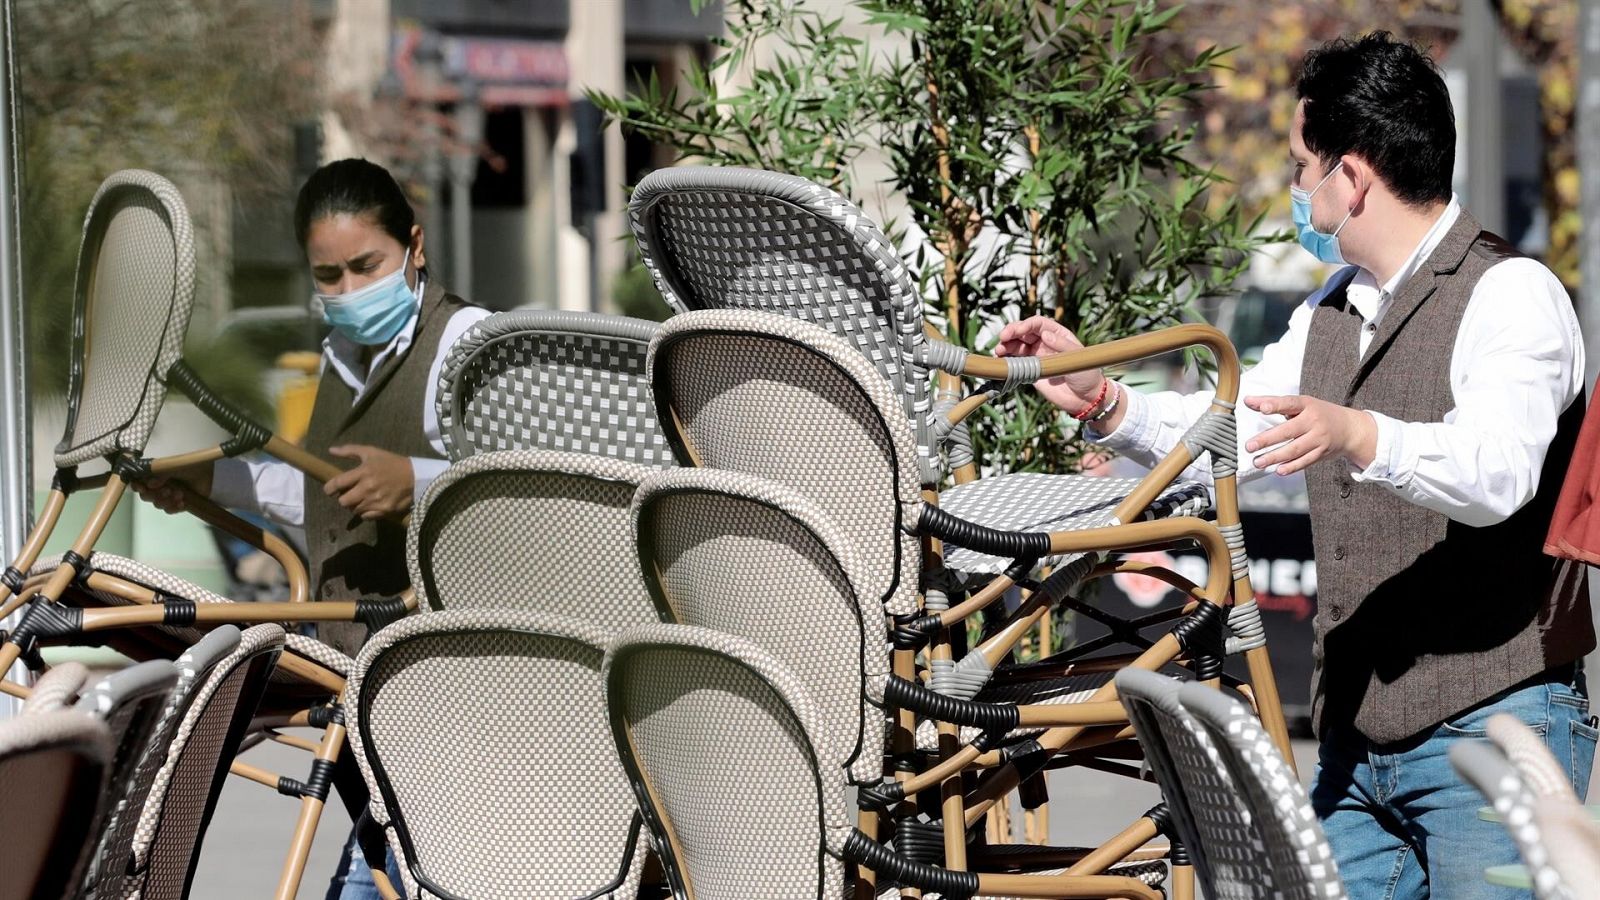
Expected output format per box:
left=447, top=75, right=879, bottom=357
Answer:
left=1300, top=210, right=1592, bottom=744
left=303, top=280, right=471, bottom=655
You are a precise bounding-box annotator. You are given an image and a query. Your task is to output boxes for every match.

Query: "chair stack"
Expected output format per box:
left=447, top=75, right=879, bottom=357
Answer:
left=2, top=164, right=1310, bottom=899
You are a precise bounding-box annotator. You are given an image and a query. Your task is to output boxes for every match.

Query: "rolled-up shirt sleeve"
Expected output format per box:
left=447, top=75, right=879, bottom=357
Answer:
left=1087, top=299, right=1319, bottom=488
left=210, top=457, right=306, bottom=528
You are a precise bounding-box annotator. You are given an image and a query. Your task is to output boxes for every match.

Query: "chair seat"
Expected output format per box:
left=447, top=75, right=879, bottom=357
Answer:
left=937, top=473, right=1212, bottom=577
left=29, top=553, right=352, bottom=683
left=914, top=671, right=1115, bottom=751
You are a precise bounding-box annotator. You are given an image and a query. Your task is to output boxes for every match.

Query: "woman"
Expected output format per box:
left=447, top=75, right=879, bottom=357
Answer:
left=138, top=158, right=489, bottom=898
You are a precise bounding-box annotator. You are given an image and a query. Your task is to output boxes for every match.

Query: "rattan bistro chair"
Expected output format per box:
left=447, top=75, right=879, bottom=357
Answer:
left=81, top=628, right=239, bottom=900
left=0, top=708, right=114, bottom=900
left=629, top=166, right=1291, bottom=755
left=347, top=609, right=648, bottom=899
left=605, top=622, right=1163, bottom=900
left=111, top=624, right=283, bottom=900
left=1452, top=737, right=1573, bottom=900
left=0, top=169, right=414, bottom=695
left=1116, top=669, right=1347, bottom=900
left=650, top=310, right=1246, bottom=797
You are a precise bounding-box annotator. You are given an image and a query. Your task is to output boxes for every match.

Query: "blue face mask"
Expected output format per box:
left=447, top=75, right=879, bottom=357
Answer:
left=1290, top=162, right=1354, bottom=265
left=315, top=249, right=420, bottom=346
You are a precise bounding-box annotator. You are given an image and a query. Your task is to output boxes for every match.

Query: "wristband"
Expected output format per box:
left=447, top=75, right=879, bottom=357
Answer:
left=1085, top=381, right=1121, bottom=424
left=1071, top=378, right=1111, bottom=422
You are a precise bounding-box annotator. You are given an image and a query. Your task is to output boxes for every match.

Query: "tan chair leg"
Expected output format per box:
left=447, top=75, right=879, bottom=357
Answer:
left=274, top=715, right=348, bottom=900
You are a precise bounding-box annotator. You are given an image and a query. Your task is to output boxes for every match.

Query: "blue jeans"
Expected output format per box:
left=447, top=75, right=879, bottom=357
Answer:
left=325, top=825, right=405, bottom=900
left=1311, top=667, right=1599, bottom=899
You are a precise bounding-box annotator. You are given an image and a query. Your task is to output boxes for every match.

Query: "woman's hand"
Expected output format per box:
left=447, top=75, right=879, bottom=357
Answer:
left=129, top=462, right=214, bottom=514
left=994, top=316, right=1108, bottom=416
left=325, top=445, right=414, bottom=520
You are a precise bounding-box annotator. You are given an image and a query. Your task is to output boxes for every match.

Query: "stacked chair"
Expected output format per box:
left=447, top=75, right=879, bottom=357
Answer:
left=0, top=170, right=408, bottom=898
left=3, top=163, right=1307, bottom=898
left=344, top=309, right=674, bottom=897
left=1453, top=713, right=1600, bottom=899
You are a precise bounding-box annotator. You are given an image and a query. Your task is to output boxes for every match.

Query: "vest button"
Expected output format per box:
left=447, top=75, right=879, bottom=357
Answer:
left=1333, top=546, right=1346, bottom=560
left=1330, top=605, right=1344, bottom=622
left=1339, top=483, right=1352, bottom=499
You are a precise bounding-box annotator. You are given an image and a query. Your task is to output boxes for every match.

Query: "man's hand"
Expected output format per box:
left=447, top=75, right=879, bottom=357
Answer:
left=129, top=462, right=214, bottom=514
left=995, top=316, right=1107, bottom=415
left=325, top=445, right=414, bottom=521
left=1244, top=395, right=1378, bottom=476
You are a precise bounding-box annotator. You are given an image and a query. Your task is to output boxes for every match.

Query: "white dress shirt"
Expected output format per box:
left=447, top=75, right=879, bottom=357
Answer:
left=1091, top=196, right=1585, bottom=528
left=210, top=294, right=491, bottom=528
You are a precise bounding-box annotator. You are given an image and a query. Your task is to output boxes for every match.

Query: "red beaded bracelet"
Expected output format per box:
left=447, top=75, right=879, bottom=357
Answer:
left=1071, top=378, right=1111, bottom=421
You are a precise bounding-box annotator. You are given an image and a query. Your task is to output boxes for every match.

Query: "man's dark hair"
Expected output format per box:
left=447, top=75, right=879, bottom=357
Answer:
left=293, top=158, right=416, bottom=250
left=1296, top=32, right=1455, bottom=207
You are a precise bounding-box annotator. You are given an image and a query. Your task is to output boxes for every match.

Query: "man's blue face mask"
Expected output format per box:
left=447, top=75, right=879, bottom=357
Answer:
left=1290, top=161, right=1354, bottom=265
left=314, top=248, right=419, bottom=346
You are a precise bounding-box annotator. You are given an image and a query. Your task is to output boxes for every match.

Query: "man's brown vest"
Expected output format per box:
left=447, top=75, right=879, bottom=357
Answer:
left=1300, top=210, right=1592, bottom=745
left=303, top=279, right=470, bottom=655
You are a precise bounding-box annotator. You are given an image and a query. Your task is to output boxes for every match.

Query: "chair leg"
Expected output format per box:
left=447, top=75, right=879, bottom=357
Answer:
left=1171, top=863, right=1196, bottom=900
left=273, top=712, right=348, bottom=900
left=1243, top=644, right=1295, bottom=771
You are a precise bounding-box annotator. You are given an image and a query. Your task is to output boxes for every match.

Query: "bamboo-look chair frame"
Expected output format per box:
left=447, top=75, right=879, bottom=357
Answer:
left=607, top=622, right=1166, bottom=900
left=0, top=170, right=410, bottom=900
left=627, top=165, right=1291, bottom=754
left=643, top=311, right=1266, bottom=894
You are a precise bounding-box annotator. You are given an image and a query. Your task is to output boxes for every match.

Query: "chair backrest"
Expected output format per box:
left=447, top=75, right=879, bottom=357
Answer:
left=648, top=309, right=923, bottom=616
left=407, top=449, right=660, bottom=629
left=605, top=622, right=850, bottom=900
left=1487, top=713, right=1583, bottom=803
left=1115, top=668, right=1269, bottom=900
left=633, top=467, right=888, bottom=783
left=21, top=660, right=92, bottom=713
left=56, top=169, right=195, bottom=468
left=1451, top=740, right=1570, bottom=900
left=0, top=708, right=113, bottom=900
left=435, top=309, right=675, bottom=467
left=1177, top=682, right=1347, bottom=900
left=629, top=166, right=934, bottom=462
left=348, top=609, right=648, bottom=899
left=120, top=624, right=282, bottom=900
left=84, top=628, right=240, bottom=900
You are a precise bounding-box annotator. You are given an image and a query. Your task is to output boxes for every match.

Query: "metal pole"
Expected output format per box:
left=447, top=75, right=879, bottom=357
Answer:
left=0, top=0, right=31, bottom=717
left=1462, top=0, right=1506, bottom=234
left=449, top=80, right=481, bottom=302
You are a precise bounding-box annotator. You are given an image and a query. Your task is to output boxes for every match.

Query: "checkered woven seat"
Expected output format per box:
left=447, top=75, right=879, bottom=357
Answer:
left=1118, top=669, right=1347, bottom=900
left=435, top=309, right=674, bottom=466
left=407, top=450, right=660, bottom=630
left=632, top=466, right=889, bottom=783
left=1452, top=737, right=1569, bottom=900
left=608, top=623, right=1168, bottom=900
left=938, top=472, right=1213, bottom=576
left=347, top=609, right=648, bottom=899
left=115, top=624, right=283, bottom=900
left=54, top=170, right=195, bottom=470
left=78, top=631, right=236, bottom=900
left=0, top=707, right=113, bottom=900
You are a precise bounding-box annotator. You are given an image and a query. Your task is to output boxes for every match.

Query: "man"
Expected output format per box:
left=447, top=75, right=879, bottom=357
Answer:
left=998, top=32, right=1595, bottom=898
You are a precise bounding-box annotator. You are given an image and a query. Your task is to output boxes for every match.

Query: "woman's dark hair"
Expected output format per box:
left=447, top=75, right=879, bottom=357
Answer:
left=293, top=158, right=416, bottom=249
left=1296, top=32, right=1455, bottom=207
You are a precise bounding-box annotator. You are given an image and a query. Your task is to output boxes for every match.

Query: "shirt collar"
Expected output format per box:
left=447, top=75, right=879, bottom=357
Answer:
left=1344, top=194, right=1460, bottom=323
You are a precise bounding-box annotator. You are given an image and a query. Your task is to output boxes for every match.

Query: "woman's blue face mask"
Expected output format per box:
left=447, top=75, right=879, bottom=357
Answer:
left=314, top=248, right=419, bottom=346
left=1290, top=161, right=1354, bottom=265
